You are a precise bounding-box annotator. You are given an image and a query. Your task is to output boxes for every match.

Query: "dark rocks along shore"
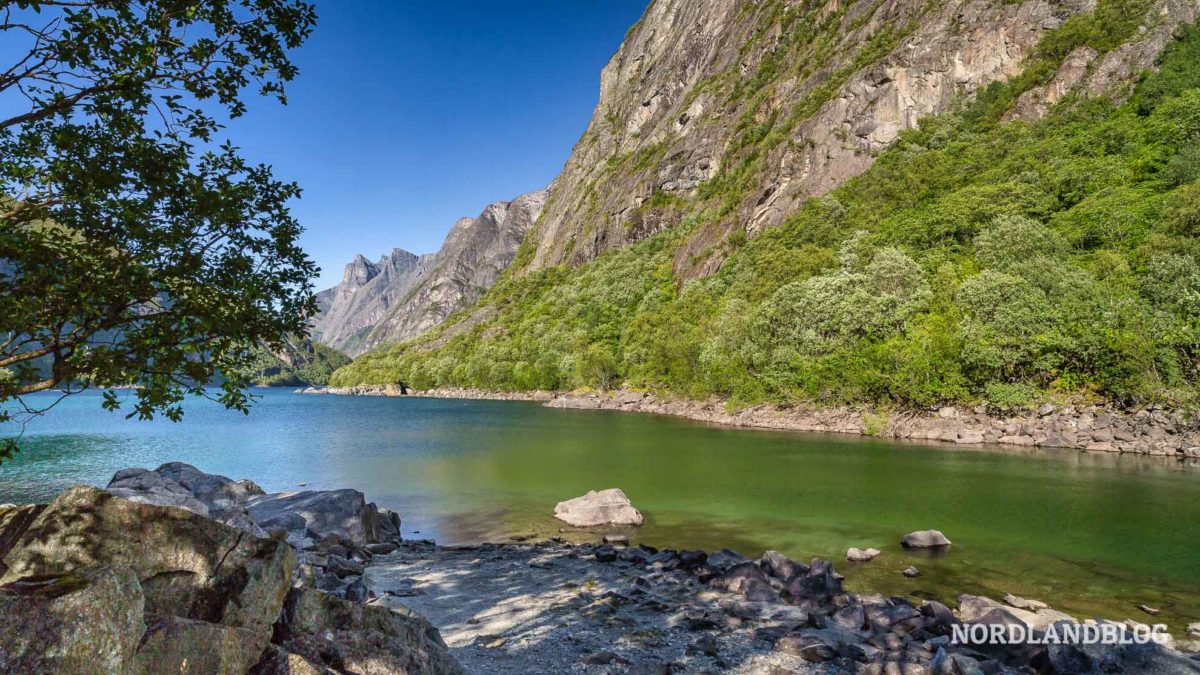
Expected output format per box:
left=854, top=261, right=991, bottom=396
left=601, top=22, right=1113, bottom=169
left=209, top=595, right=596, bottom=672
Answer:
left=1, top=464, right=1198, bottom=674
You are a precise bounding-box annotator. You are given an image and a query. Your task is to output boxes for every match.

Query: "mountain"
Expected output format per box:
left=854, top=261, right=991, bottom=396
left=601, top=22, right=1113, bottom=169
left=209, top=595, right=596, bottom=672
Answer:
left=311, top=189, right=547, bottom=356
left=334, top=0, right=1200, bottom=410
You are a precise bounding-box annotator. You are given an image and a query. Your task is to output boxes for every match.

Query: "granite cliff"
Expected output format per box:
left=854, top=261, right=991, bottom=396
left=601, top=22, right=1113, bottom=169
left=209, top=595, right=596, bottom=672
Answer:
left=519, top=0, right=1197, bottom=278
left=333, top=0, right=1200, bottom=414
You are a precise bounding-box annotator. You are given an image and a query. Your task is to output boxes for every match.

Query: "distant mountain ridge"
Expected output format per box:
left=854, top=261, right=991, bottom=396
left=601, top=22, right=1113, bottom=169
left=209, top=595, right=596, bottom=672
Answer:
left=311, top=189, right=547, bottom=356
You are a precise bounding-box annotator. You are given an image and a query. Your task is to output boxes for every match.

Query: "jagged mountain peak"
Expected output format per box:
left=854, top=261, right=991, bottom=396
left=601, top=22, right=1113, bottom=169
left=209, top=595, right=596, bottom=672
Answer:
left=311, top=188, right=548, bottom=356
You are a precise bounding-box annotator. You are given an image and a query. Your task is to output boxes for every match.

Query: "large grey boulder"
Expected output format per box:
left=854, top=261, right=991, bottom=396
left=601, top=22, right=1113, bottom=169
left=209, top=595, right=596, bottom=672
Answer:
left=1047, top=639, right=1200, bottom=675
left=0, top=566, right=145, bottom=674
left=958, top=594, right=1076, bottom=632
left=0, top=482, right=455, bottom=674
left=553, top=489, right=644, bottom=527
left=107, top=467, right=211, bottom=515
left=105, top=463, right=399, bottom=546
left=107, top=463, right=269, bottom=538
left=247, top=489, right=397, bottom=546
left=900, top=529, right=952, bottom=548
left=273, top=587, right=463, bottom=674
left=0, top=485, right=295, bottom=655
left=155, top=461, right=266, bottom=516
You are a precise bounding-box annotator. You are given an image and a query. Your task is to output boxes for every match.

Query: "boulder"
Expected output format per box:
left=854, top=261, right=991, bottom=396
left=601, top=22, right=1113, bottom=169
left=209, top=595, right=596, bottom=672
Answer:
left=0, top=566, right=145, bottom=674
left=902, top=566, right=921, bottom=577
left=106, top=464, right=400, bottom=546
left=0, top=486, right=294, bottom=654
left=846, top=547, right=881, bottom=562
left=760, top=550, right=808, bottom=582
left=0, top=503, right=43, bottom=577
left=594, top=545, right=618, bottom=563
left=130, top=614, right=267, bottom=675
left=553, top=489, right=643, bottom=527
left=1046, top=630, right=1200, bottom=674
left=247, top=489, right=393, bottom=545
left=711, top=562, right=777, bottom=602
left=155, top=461, right=266, bottom=516
left=957, top=594, right=1075, bottom=632
left=249, top=645, right=332, bottom=674
left=1003, top=593, right=1048, bottom=611
left=274, top=587, right=463, bottom=674
left=106, top=468, right=210, bottom=516
left=920, top=600, right=958, bottom=632
left=900, top=529, right=952, bottom=548
left=706, top=548, right=752, bottom=573
left=785, top=559, right=843, bottom=606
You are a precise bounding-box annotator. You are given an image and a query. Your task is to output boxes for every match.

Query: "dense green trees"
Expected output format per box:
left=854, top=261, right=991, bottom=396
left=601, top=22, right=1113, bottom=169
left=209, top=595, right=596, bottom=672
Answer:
left=246, top=340, right=350, bottom=387
left=333, top=21, right=1200, bottom=412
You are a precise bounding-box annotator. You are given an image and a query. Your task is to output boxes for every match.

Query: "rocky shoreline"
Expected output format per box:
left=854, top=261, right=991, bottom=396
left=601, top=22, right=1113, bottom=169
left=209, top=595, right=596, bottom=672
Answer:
left=4, top=463, right=1200, bottom=673
left=302, top=385, right=1200, bottom=460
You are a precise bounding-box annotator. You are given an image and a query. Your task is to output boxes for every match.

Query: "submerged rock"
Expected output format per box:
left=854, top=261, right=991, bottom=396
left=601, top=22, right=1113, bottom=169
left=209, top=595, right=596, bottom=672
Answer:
left=1003, top=592, right=1048, bottom=611
left=553, top=488, right=644, bottom=527
left=900, top=529, right=952, bottom=548
left=846, top=547, right=881, bottom=562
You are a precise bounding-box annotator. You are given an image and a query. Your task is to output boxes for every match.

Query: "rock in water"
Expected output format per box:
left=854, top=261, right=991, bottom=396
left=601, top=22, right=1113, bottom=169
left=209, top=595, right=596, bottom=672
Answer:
left=903, top=566, right=921, bottom=578
left=900, top=529, right=952, bottom=548
left=553, top=489, right=644, bottom=527
left=1003, top=593, right=1048, bottom=611
left=846, top=547, right=881, bottom=562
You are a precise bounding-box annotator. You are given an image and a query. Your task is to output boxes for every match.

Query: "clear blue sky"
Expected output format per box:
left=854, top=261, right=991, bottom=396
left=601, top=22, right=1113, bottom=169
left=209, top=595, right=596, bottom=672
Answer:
left=228, top=1, right=648, bottom=290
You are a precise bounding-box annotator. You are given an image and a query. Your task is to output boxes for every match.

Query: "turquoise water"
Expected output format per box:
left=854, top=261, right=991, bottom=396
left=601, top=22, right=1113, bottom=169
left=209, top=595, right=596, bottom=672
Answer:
left=2, top=388, right=1199, bottom=631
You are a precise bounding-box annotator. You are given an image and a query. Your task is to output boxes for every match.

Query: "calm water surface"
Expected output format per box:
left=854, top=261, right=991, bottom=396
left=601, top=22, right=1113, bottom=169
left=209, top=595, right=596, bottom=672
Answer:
left=3, top=389, right=1198, bottom=632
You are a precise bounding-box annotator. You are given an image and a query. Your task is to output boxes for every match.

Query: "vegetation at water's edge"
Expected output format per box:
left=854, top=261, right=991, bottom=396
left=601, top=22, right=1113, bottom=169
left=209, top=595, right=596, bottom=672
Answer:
left=247, top=339, right=350, bottom=387
left=333, top=20, right=1200, bottom=413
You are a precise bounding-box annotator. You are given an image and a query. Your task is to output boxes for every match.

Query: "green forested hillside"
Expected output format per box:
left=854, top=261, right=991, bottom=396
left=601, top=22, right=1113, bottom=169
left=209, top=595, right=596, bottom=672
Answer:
left=248, top=339, right=350, bottom=387
left=332, top=24, right=1200, bottom=411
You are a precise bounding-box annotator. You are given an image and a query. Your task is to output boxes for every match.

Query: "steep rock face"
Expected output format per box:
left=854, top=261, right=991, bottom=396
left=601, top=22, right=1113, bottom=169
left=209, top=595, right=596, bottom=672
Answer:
left=311, top=248, right=421, bottom=354
left=515, top=0, right=1194, bottom=278
left=312, top=189, right=546, bottom=356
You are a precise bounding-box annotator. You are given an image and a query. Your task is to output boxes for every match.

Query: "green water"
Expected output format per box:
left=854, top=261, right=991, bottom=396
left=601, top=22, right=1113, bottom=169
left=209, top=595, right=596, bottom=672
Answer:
left=2, top=389, right=1198, bottom=632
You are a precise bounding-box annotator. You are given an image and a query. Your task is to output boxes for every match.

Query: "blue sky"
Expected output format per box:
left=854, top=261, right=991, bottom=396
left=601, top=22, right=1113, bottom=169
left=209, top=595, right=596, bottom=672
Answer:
left=229, top=1, right=649, bottom=289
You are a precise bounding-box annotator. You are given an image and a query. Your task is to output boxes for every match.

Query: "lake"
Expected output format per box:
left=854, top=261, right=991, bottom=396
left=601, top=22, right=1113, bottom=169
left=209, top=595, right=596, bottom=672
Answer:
left=2, top=388, right=1198, bottom=633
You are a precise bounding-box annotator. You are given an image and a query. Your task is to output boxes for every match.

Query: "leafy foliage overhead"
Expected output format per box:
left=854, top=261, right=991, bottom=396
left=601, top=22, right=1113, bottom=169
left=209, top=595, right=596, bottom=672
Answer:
left=0, top=0, right=319, bottom=458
